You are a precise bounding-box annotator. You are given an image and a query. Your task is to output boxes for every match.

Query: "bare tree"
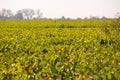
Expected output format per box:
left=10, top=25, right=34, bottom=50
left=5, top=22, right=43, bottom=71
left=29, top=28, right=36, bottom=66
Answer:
left=0, top=8, right=43, bottom=19
left=22, top=9, right=35, bottom=19
left=28, top=9, right=35, bottom=19
left=35, top=9, right=42, bottom=19
left=0, top=9, right=6, bottom=18
left=0, top=9, right=13, bottom=19
left=14, top=10, right=23, bottom=19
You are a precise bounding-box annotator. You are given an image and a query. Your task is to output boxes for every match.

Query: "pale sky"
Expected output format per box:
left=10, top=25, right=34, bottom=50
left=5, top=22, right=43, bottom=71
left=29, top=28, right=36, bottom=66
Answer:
left=0, top=0, right=120, bottom=18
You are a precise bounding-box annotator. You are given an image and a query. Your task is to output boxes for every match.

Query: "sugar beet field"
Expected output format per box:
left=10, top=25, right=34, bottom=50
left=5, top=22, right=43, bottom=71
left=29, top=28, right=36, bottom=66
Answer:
left=0, top=20, right=120, bottom=80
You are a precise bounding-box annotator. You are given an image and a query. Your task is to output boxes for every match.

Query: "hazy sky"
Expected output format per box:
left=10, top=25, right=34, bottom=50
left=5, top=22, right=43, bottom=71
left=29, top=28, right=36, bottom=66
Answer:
left=0, top=0, right=120, bottom=18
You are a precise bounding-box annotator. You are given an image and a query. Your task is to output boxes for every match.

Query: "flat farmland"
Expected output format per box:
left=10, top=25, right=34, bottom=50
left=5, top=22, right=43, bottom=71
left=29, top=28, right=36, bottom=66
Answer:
left=0, top=20, right=120, bottom=80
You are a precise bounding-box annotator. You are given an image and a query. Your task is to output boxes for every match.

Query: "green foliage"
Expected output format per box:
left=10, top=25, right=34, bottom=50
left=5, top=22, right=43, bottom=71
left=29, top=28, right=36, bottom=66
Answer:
left=0, top=20, right=120, bottom=80
left=0, top=19, right=113, bottom=28
left=101, top=15, right=120, bottom=53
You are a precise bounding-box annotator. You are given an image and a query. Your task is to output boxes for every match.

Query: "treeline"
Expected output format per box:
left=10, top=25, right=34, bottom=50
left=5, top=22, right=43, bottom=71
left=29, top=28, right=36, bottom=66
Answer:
left=0, top=8, right=42, bottom=20
left=0, top=8, right=119, bottom=20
